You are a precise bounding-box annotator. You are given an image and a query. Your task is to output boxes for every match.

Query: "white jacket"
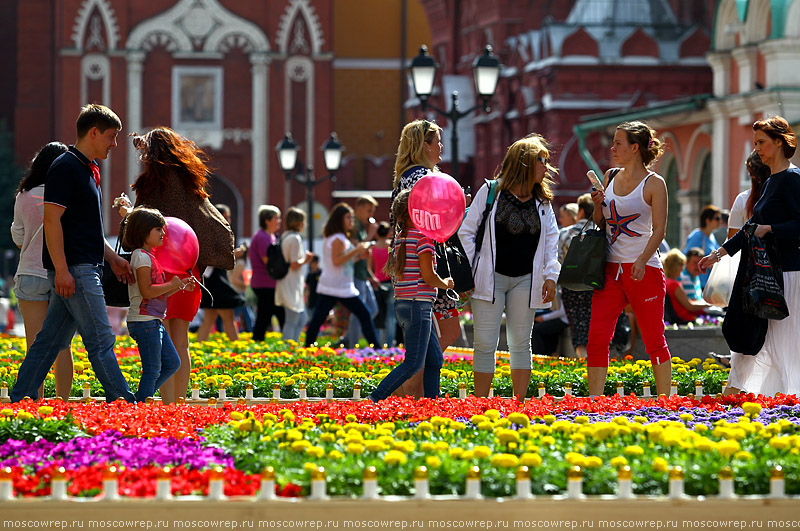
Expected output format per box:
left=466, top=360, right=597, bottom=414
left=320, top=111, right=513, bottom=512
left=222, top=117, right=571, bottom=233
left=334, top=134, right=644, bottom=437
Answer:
left=458, top=180, right=560, bottom=309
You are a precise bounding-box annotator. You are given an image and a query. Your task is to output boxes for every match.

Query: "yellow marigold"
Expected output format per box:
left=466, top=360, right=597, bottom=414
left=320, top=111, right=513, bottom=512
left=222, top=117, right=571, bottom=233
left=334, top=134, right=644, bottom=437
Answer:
left=303, top=462, right=318, bottom=473
left=290, top=440, right=311, bottom=452
left=346, top=442, right=365, bottom=455
left=420, top=442, right=436, bottom=453
left=543, top=414, right=556, bottom=425
left=734, top=451, right=753, bottom=461
left=694, top=424, right=709, bottom=434
left=16, top=410, right=33, bottom=421
left=584, top=456, right=603, bottom=468
left=305, top=446, right=325, bottom=459
left=327, top=450, right=344, bottom=460
left=679, top=413, right=693, bottom=422
left=473, top=446, right=492, bottom=459
left=285, top=429, right=303, bottom=442
left=496, top=428, right=520, bottom=444
left=320, top=433, right=335, bottom=443
left=574, top=415, right=589, bottom=424
left=520, top=453, right=542, bottom=467
left=434, top=441, right=449, bottom=452
left=284, top=378, right=296, bottom=387
left=491, top=453, right=520, bottom=468
left=770, top=437, right=791, bottom=451
left=449, top=447, right=464, bottom=458
left=230, top=411, right=245, bottom=421
left=1, top=409, right=14, bottom=417
left=652, top=457, right=669, bottom=473
left=694, top=438, right=716, bottom=452
left=717, top=439, right=740, bottom=457
left=570, top=433, right=586, bottom=443
left=624, top=445, right=645, bottom=456
left=37, top=406, right=53, bottom=417
left=365, top=440, right=388, bottom=453
left=485, top=409, right=501, bottom=421
left=426, top=456, right=442, bottom=469
left=508, top=412, right=530, bottom=427
left=383, top=450, right=407, bottom=465
left=742, top=402, right=762, bottom=416
left=204, top=377, right=217, bottom=387
left=477, top=421, right=493, bottom=431
left=565, top=452, right=585, bottom=467
left=540, top=436, right=556, bottom=447
left=610, top=456, right=628, bottom=468
left=393, top=440, right=416, bottom=453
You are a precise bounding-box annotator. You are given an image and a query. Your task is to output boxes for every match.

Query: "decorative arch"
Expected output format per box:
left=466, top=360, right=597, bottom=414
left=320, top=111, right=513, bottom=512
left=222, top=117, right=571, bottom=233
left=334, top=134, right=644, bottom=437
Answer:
left=785, top=0, right=800, bottom=37
left=713, top=0, right=740, bottom=50
left=276, top=0, right=324, bottom=55
left=683, top=125, right=713, bottom=183
left=72, top=0, right=120, bottom=51
left=561, top=28, right=598, bottom=57
left=620, top=29, right=659, bottom=57
left=679, top=28, right=711, bottom=57
left=743, top=0, right=771, bottom=44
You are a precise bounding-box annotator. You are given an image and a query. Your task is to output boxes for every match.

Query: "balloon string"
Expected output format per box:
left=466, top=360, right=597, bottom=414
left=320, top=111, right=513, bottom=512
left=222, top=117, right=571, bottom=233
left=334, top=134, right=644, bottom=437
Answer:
left=188, top=269, right=214, bottom=306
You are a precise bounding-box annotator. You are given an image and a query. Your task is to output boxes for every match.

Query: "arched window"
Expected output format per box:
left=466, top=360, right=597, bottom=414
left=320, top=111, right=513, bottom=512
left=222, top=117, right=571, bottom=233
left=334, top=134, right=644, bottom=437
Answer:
left=699, top=153, right=713, bottom=210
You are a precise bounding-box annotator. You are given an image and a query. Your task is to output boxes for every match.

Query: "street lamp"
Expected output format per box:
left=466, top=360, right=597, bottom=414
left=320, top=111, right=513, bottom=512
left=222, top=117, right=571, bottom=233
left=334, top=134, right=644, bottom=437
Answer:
left=276, top=132, right=343, bottom=253
left=408, top=44, right=502, bottom=181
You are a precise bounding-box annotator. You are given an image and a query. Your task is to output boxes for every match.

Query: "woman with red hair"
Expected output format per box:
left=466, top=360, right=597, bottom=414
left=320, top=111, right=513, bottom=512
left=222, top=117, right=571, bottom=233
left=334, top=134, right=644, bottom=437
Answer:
left=120, top=127, right=234, bottom=403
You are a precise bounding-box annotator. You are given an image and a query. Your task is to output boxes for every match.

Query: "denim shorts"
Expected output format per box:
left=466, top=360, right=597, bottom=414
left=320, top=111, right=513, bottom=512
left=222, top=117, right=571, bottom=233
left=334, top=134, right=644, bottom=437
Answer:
left=15, top=274, right=52, bottom=302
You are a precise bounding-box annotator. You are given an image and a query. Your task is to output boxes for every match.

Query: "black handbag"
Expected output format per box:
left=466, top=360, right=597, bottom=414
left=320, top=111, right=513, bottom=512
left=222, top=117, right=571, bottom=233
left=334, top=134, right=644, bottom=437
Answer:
left=436, top=234, right=474, bottom=294
left=741, top=224, right=789, bottom=320
left=557, top=221, right=607, bottom=291
left=723, top=237, right=768, bottom=355
left=102, top=218, right=132, bottom=307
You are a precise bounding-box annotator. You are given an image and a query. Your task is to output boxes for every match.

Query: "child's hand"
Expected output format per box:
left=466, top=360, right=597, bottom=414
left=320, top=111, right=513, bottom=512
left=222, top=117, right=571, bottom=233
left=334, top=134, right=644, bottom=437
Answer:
left=181, top=277, right=196, bottom=291
left=444, top=277, right=455, bottom=290
left=169, top=277, right=183, bottom=290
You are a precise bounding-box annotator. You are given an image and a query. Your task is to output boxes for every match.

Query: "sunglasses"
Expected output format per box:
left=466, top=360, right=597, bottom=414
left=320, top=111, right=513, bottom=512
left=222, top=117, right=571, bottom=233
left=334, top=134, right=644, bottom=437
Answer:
left=421, top=120, right=433, bottom=135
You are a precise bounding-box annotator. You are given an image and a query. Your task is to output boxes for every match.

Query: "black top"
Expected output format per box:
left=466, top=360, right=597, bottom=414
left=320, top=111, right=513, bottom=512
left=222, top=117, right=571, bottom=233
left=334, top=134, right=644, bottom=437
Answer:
left=722, top=166, right=800, bottom=271
left=494, top=190, right=540, bottom=277
left=42, top=146, right=106, bottom=270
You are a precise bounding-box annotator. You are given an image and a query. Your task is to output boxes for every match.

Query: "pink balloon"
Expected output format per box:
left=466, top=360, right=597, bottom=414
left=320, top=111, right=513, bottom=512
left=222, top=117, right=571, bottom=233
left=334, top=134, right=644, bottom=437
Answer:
left=408, top=173, right=466, bottom=242
left=153, top=216, right=199, bottom=274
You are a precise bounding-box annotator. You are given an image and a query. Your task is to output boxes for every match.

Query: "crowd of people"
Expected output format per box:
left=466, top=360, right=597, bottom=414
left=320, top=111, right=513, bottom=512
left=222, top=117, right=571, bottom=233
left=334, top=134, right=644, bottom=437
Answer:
left=7, top=101, right=800, bottom=402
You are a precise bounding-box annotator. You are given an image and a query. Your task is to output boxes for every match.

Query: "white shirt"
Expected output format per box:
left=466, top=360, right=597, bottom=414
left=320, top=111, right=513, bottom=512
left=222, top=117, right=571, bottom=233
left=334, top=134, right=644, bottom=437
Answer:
left=728, top=189, right=751, bottom=231
left=275, top=232, right=306, bottom=313
left=11, top=186, right=47, bottom=280
left=317, top=234, right=359, bottom=298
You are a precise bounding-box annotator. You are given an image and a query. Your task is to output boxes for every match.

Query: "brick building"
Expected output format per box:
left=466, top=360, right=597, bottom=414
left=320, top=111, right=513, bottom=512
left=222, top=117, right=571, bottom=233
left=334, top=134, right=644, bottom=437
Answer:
left=2, top=0, right=431, bottom=239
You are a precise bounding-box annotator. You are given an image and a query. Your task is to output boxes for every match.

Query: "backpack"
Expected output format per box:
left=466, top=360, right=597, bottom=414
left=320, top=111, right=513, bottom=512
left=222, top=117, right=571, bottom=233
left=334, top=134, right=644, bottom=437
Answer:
left=266, top=235, right=290, bottom=280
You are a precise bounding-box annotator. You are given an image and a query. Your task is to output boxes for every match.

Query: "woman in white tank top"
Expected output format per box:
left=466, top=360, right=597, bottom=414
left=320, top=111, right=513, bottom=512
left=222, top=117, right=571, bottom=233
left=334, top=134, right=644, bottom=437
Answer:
left=587, top=121, right=672, bottom=397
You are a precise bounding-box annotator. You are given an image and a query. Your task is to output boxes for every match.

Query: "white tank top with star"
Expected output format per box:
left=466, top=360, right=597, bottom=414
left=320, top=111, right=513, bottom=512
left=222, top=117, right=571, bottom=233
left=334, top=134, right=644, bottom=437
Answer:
left=602, top=171, right=662, bottom=268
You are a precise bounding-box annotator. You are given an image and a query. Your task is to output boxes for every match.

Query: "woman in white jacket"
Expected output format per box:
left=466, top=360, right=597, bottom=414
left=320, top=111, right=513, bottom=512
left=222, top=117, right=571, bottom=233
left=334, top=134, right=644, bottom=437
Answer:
left=459, top=134, right=560, bottom=400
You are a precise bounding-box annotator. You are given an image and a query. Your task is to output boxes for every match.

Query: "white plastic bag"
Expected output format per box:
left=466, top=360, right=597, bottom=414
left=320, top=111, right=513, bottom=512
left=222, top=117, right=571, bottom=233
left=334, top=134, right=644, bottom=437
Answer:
left=703, top=252, right=741, bottom=307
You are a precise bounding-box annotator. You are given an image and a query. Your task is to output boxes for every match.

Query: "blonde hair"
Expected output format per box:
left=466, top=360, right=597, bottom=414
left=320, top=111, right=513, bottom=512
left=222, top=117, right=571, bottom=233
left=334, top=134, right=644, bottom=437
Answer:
left=662, top=248, right=686, bottom=279
left=393, top=119, right=442, bottom=187
left=495, top=134, right=557, bottom=202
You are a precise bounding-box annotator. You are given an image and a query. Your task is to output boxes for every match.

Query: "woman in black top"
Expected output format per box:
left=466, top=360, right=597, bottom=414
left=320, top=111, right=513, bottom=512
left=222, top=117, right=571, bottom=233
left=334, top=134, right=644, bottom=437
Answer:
left=699, top=116, right=800, bottom=396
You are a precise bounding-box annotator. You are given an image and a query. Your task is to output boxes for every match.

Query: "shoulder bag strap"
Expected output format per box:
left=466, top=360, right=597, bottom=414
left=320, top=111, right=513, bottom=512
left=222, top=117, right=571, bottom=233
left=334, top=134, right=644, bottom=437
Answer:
left=474, top=179, right=498, bottom=258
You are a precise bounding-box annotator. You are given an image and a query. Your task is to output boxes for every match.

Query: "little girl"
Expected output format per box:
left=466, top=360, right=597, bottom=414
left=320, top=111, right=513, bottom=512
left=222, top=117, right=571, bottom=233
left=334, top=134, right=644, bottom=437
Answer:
left=123, top=207, right=194, bottom=402
left=368, top=189, right=454, bottom=401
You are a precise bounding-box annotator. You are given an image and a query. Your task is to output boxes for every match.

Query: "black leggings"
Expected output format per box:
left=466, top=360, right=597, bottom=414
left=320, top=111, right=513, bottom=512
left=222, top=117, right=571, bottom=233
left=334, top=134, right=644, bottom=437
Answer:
left=252, top=287, right=285, bottom=341
left=304, top=293, right=379, bottom=347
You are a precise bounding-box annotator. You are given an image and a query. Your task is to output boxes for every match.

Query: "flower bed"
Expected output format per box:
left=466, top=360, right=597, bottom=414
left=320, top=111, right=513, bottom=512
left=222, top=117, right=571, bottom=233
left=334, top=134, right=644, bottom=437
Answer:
left=0, top=333, right=730, bottom=399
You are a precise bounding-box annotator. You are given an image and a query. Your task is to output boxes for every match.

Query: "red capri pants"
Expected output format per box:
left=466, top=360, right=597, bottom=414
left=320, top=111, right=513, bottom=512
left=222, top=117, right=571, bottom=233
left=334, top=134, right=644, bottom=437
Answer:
left=587, top=262, right=670, bottom=367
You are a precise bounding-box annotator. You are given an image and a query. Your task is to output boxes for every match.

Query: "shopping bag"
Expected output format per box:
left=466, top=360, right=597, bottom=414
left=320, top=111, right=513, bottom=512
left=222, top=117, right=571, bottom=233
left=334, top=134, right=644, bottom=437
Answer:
left=557, top=222, right=607, bottom=291
left=703, top=252, right=740, bottom=307
left=741, top=225, right=789, bottom=320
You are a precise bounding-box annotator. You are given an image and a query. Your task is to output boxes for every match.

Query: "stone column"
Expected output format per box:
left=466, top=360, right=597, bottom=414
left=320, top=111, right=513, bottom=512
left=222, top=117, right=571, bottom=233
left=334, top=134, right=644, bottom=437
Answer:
left=250, top=52, right=270, bottom=235
left=126, top=52, right=145, bottom=197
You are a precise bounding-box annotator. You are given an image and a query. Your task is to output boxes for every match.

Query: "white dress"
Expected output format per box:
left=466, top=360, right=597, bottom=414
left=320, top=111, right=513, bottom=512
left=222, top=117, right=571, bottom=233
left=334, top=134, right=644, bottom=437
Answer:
left=275, top=232, right=306, bottom=313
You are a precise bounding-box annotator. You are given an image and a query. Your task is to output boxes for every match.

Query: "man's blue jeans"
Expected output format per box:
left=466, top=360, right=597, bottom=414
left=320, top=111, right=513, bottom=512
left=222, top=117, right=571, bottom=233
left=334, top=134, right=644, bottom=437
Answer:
left=369, top=299, right=443, bottom=401
left=128, top=319, right=181, bottom=402
left=346, top=278, right=378, bottom=347
left=10, top=264, right=135, bottom=402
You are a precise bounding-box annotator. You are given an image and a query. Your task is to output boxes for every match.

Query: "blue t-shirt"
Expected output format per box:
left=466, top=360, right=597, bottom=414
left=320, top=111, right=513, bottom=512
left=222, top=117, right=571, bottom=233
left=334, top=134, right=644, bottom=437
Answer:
left=683, top=229, right=718, bottom=289
left=42, top=146, right=106, bottom=269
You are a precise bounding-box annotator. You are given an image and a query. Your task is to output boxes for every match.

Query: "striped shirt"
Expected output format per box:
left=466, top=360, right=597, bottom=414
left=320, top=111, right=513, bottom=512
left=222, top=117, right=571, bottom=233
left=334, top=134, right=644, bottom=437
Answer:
left=393, top=227, right=437, bottom=301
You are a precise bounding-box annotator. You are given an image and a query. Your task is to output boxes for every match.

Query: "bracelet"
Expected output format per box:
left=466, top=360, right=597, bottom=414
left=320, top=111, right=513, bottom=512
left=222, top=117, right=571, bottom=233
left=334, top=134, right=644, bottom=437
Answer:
left=713, top=249, right=722, bottom=261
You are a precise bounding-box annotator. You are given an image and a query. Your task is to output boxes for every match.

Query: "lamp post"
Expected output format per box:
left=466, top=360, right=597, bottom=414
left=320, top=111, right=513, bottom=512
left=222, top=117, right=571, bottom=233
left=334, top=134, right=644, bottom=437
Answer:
left=276, top=132, right=343, bottom=253
left=408, top=44, right=502, bottom=182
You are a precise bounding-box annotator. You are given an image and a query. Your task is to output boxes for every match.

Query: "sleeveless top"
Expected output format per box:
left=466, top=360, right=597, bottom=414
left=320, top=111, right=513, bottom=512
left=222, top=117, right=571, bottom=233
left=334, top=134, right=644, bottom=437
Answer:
left=602, top=171, right=662, bottom=268
left=317, top=233, right=359, bottom=298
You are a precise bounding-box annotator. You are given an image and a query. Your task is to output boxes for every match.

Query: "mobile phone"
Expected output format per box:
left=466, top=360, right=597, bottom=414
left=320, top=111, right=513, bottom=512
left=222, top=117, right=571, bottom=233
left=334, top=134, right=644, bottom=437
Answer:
left=464, top=186, right=471, bottom=195
left=586, top=170, right=604, bottom=192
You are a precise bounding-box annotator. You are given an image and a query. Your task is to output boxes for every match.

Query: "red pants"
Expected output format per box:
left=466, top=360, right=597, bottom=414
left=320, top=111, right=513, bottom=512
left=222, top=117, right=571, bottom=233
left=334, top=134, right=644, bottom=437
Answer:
left=587, top=262, right=670, bottom=367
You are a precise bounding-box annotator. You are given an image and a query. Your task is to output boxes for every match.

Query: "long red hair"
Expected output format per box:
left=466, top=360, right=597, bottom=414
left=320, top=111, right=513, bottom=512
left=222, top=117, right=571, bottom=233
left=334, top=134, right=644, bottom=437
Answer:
left=131, top=127, right=211, bottom=199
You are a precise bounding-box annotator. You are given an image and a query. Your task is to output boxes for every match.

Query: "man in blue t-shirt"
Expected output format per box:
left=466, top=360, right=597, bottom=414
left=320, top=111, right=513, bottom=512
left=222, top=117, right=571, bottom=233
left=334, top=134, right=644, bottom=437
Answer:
left=11, top=104, right=137, bottom=402
left=679, top=247, right=704, bottom=301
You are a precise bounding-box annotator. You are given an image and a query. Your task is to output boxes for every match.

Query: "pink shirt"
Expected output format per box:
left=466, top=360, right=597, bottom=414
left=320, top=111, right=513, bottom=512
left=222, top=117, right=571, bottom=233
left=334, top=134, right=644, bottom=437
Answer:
left=249, top=229, right=277, bottom=289
left=372, top=246, right=390, bottom=283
